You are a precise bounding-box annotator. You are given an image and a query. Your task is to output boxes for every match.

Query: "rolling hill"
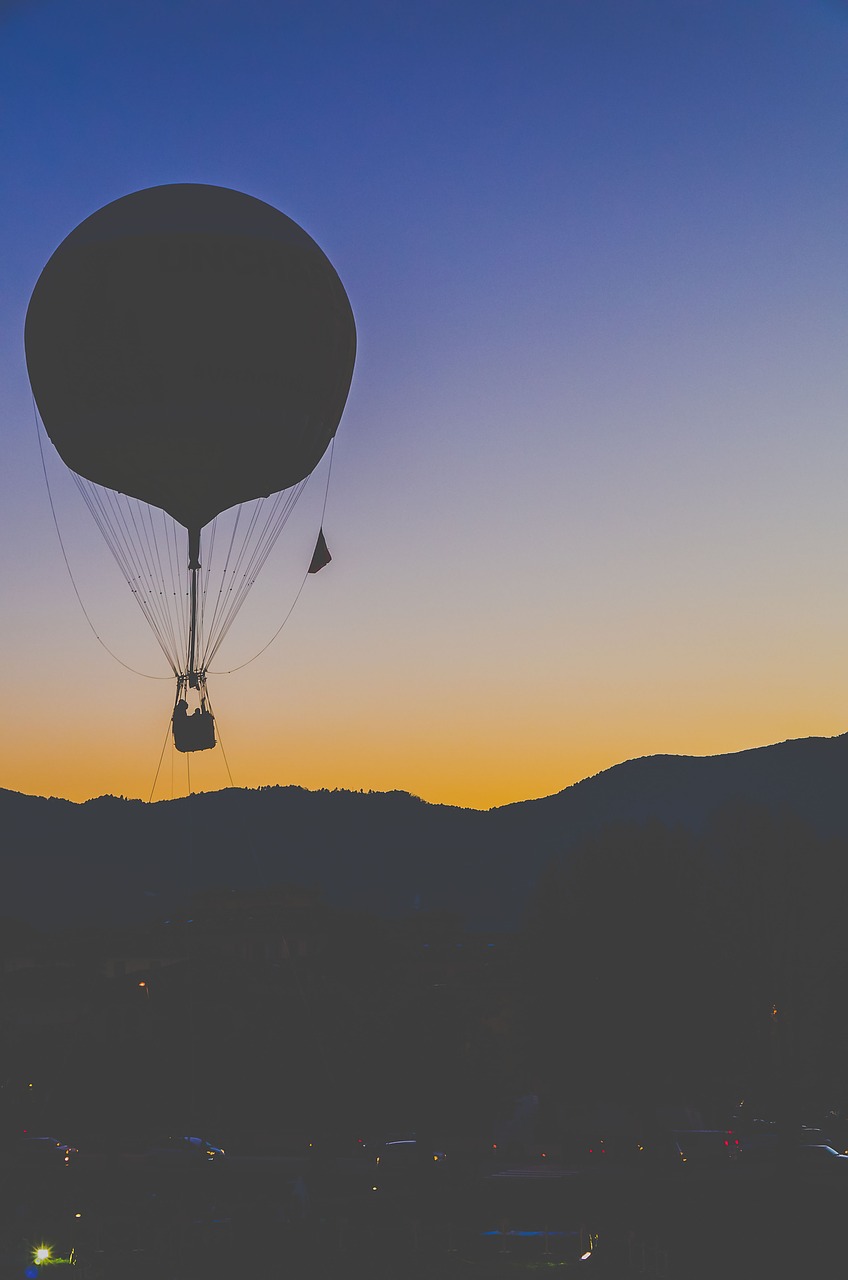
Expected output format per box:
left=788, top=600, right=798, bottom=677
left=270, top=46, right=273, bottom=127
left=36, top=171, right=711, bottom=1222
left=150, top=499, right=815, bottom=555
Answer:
left=4, top=730, right=846, bottom=930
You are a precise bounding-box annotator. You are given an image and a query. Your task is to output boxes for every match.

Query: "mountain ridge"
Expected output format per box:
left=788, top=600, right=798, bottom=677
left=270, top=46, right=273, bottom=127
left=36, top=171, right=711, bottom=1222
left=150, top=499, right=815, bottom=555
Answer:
left=4, top=730, right=847, bottom=930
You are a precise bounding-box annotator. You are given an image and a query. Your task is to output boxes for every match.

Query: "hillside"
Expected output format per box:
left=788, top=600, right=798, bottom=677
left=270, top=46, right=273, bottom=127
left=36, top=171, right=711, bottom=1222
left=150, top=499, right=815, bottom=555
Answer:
left=4, top=731, right=847, bottom=930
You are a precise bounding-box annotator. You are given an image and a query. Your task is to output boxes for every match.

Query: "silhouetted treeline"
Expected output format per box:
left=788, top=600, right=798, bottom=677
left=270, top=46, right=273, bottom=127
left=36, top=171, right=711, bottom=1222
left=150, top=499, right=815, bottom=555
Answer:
left=3, top=730, right=848, bottom=932
left=514, top=802, right=848, bottom=1127
left=5, top=790, right=848, bottom=1146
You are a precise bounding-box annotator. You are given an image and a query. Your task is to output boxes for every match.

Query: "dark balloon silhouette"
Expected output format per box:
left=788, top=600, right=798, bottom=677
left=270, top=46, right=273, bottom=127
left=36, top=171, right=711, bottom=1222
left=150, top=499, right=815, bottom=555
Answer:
left=25, top=184, right=355, bottom=750
left=25, top=183, right=355, bottom=560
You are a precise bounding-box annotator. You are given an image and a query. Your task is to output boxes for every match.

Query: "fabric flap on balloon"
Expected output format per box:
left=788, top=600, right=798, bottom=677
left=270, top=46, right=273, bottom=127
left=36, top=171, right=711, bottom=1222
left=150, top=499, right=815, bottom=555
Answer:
left=308, top=527, right=331, bottom=574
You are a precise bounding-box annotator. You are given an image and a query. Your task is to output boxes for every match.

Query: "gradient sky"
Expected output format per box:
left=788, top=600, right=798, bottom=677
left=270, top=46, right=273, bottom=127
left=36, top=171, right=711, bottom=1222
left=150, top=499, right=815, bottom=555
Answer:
left=1, top=0, right=845, bottom=809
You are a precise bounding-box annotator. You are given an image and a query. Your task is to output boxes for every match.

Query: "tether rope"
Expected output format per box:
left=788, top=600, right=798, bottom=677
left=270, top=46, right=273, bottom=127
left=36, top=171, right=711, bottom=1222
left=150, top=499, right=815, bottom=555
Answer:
left=209, top=439, right=335, bottom=674
left=32, top=399, right=172, bottom=680
left=36, top=398, right=333, bottom=681
left=148, top=715, right=175, bottom=802
left=73, top=478, right=181, bottom=673
left=204, top=683, right=235, bottom=789
left=201, top=481, right=307, bottom=667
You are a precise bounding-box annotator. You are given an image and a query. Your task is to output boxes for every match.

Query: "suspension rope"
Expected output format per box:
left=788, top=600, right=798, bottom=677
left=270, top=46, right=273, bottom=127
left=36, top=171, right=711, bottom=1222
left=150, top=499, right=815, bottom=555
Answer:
left=161, top=505, right=188, bottom=663
left=203, top=683, right=235, bottom=788
left=208, top=440, right=335, bottom=674
left=74, top=478, right=182, bottom=674
left=197, top=502, right=246, bottom=663
left=35, top=398, right=337, bottom=684
left=143, top=501, right=182, bottom=661
left=32, top=400, right=172, bottom=680
left=227, top=486, right=305, bottom=613
left=148, top=714, right=175, bottom=802
left=199, top=519, right=215, bottom=662
left=201, top=481, right=308, bottom=668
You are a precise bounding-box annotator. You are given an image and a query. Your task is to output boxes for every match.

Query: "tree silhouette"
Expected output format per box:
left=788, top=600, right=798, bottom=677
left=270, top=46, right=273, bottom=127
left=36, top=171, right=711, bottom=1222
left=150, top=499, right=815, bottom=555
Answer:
left=519, top=819, right=742, bottom=1127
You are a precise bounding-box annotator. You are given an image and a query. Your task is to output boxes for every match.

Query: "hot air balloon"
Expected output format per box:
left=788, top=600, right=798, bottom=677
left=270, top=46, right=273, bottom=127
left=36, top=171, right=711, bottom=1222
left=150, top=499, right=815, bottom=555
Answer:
left=25, top=184, right=355, bottom=752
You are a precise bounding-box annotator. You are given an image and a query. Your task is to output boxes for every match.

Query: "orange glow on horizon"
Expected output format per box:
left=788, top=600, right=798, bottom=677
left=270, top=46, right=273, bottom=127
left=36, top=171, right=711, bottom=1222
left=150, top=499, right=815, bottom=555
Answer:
left=2, top=697, right=843, bottom=810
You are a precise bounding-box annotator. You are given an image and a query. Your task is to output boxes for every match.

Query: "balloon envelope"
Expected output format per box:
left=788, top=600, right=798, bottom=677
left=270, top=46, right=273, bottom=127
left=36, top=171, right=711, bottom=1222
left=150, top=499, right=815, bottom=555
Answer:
left=25, top=184, right=356, bottom=533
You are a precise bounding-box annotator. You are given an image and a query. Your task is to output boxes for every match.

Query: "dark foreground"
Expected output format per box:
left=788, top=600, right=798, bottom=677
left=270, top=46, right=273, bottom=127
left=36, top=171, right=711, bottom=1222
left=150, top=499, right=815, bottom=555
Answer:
left=0, top=1154, right=840, bottom=1279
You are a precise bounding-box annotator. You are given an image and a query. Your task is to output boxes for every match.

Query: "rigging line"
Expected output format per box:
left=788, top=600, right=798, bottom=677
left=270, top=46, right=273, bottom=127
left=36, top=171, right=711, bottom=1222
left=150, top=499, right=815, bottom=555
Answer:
left=202, top=517, right=275, bottom=660
left=201, top=500, right=273, bottom=661
left=206, top=467, right=326, bottom=670
left=198, top=520, right=213, bottom=631
left=148, top=713, right=175, bottom=803
left=198, top=548, right=234, bottom=660
left=141, top=500, right=181, bottom=662
left=202, top=497, right=262, bottom=655
left=204, top=496, right=301, bottom=664
left=249, top=490, right=302, bottom=569
left=72, top=481, right=136, bottom=598
left=92, top=488, right=179, bottom=673
left=208, top=440, right=335, bottom=674
left=203, top=685, right=235, bottom=789
left=32, top=400, right=172, bottom=680
left=207, top=562, right=310, bottom=674
left=216, top=457, right=326, bottom=662
left=160, top=509, right=184, bottom=643
left=125, top=494, right=175, bottom=661
left=160, top=506, right=186, bottom=659
left=228, top=495, right=267, bottom=581
left=235, top=487, right=302, bottom=588
left=197, top=518, right=216, bottom=660
left=98, top=486, right=148, bottom=594
left=99, top=485, right=181, bottom=673
left=212, top=498, right=270, bottom=620
left=73, top=477, right=180, bottom=674
left=202, top=485, right=305, bottom=662
left=199, top=520, right=220, bottom=662
left=80, top=478, right=179, bottom=670
left=200, top=498, right=264, bottom=663
left=202, top=479, right=309, bottom=667
left=156, top=509, right=187, bottom=670
left=126, top=495, right=180, bottom=661
left=180, top=520, right=192, bottom=648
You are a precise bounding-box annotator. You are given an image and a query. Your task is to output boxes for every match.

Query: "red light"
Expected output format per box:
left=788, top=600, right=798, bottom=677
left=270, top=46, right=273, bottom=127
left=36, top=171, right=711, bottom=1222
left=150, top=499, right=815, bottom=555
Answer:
left=492, top=1144, right=497, bottom=1150
left=588, top=1148, right=593, bottom=1154
left=601, top=1148, right=606, bottom=1155
left=724, top=1140, right=729, bottom=1146
left=541, top=1152, right=546, bottom=1158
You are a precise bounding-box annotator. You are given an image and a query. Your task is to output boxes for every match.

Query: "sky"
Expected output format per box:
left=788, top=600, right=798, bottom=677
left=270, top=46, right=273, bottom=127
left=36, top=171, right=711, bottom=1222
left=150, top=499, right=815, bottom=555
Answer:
left=0, top=0, right=845, bottom=809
